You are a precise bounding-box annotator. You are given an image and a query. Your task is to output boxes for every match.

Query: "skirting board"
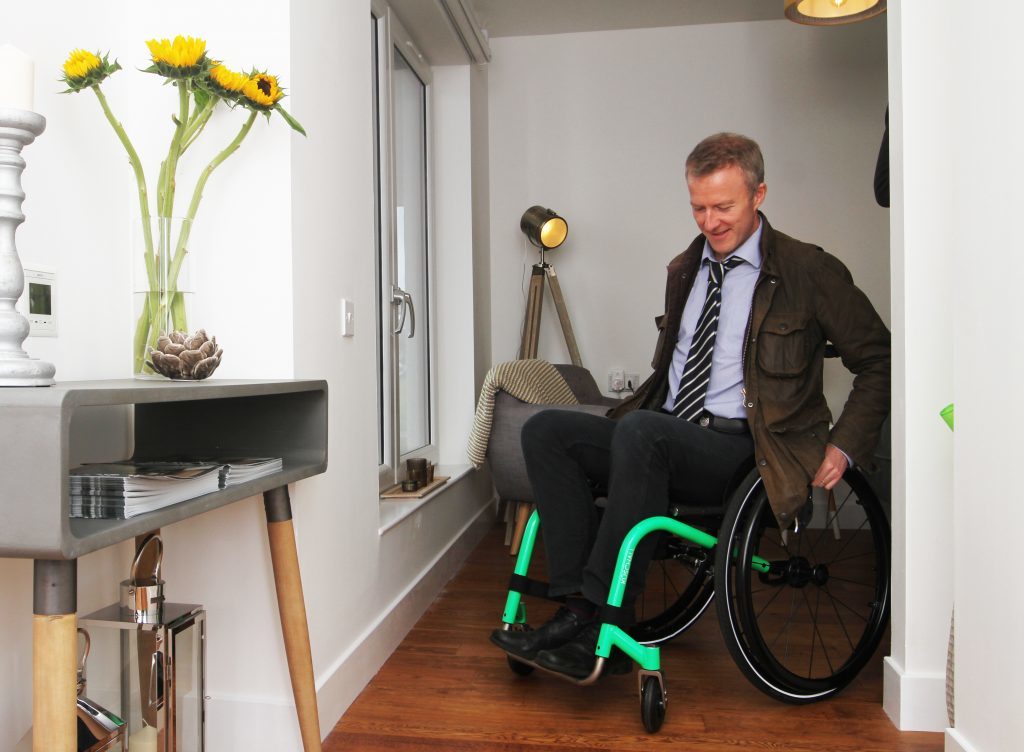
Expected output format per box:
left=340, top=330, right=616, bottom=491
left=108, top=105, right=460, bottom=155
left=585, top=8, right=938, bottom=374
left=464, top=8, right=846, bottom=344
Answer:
left=945, top=728, right=976, bottom=752
left=205, top=694, right=301, bottom=750
left=316, top=489, right=497, bottom=737
left=883, top=656, right=948, bottom=732
left=200, top=481, right=496, bottom=749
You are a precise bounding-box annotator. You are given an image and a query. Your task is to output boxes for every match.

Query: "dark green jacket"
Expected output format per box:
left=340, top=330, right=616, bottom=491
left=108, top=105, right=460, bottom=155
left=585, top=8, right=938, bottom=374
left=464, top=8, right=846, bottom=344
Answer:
left=609, top=215, right=891, bottom=527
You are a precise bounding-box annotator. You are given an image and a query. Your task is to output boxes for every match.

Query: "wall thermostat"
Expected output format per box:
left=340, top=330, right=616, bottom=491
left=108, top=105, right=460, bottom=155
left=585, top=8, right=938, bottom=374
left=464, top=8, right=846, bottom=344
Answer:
left=18, top=267, right=57, bottom=337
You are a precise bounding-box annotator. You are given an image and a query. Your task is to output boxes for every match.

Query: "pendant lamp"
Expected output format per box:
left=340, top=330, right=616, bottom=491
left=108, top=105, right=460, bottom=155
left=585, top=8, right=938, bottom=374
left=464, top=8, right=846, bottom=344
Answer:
left=784, top=0, right=886, bottom=26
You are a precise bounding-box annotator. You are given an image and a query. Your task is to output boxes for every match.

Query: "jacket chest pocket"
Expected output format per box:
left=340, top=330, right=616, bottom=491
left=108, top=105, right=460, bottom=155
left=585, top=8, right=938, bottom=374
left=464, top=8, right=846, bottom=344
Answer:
left=757, top=313, right=815, bottom=377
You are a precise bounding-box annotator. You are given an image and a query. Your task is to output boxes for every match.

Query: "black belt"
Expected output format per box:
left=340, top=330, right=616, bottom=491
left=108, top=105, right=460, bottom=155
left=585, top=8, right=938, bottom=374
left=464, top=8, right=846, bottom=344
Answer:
left=696, top=410, right=750, bottom=435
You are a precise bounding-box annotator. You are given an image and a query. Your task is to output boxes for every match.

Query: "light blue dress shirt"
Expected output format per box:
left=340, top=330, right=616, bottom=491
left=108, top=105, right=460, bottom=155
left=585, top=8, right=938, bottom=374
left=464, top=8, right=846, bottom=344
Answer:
left=662, top=222, right=763, bottom=419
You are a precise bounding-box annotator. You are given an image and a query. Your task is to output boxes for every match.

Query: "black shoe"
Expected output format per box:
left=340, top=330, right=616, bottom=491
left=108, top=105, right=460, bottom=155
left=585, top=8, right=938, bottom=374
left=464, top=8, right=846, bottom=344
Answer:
left=490, top=607, right=592, bottom=661
left=534, top=622, right=632, bottom=680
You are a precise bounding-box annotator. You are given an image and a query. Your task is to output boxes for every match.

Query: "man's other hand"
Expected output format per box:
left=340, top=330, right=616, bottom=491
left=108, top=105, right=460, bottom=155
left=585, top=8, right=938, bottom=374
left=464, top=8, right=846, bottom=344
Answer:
left=811, top=444, right=849, bottom=490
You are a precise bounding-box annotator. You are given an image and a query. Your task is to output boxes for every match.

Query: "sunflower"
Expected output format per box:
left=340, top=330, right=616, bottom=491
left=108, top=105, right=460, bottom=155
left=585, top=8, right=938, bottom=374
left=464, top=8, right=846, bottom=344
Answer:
left=241, top=72, right=284, bottom=109
left=60, top=49, right=121, bottom=92
left=208, top=63, right=248, bottom=98
left=145, top=36, right=209, bottom=78
left=203, top=63, right=249, bottom=103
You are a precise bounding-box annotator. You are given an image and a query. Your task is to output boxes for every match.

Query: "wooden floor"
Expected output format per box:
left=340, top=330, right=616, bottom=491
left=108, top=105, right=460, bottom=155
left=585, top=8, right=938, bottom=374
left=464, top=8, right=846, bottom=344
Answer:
left=324, top=523, right=941, bottom=751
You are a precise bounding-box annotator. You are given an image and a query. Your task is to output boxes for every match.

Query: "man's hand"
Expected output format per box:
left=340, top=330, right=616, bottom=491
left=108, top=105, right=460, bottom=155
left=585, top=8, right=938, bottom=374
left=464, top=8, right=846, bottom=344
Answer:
left=811, top=444, right=849, bottom=490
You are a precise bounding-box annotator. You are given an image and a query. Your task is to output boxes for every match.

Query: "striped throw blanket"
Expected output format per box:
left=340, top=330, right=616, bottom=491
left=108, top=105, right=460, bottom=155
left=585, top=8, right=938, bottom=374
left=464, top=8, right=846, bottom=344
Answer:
left=467, top=359, right=578, bottom=468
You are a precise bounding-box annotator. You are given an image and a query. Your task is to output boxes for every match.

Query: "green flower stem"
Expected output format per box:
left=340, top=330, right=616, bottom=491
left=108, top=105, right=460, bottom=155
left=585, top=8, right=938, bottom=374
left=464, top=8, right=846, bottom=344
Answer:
left=181, top=96, right=217, bottom=153
left=91, top=85, right=154, bottom=284
left=159, top=80, right=191, bottom=218
left=167, top=110, right=258, bottom=310
left=91, top=84, right=163, bottom=373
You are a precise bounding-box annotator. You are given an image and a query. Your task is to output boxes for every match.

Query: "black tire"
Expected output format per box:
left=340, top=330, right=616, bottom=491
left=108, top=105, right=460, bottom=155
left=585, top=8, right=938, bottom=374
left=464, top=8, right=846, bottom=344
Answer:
left=506, top=655, right=535, bottom=676
left=715, top=468, right=890, bottom=703
left=631, top=534, right=716, bottom=645
left=639, top=674, right=667, bottom=733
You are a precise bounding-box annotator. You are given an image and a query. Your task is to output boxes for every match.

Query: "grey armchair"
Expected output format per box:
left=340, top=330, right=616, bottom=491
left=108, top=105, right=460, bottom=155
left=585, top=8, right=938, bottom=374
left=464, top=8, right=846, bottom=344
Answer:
left=486, top=364, right=620, bottom=552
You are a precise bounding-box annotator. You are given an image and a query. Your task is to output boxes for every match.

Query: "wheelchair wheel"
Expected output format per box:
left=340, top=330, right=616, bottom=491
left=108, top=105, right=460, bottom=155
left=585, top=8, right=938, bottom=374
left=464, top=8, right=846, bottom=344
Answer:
left=639, top=674, right=667, bottom=733
left=631, top=533, right=716, bottom=646
left=715, top=468, right=890, bottom=703
left=507, top=655, right=535, bottom=676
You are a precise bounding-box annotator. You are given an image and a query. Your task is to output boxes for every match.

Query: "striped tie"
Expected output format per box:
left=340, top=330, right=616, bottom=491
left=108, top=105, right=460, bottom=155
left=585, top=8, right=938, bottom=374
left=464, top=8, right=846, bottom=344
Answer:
left=671, top=256, right=744, bottom=422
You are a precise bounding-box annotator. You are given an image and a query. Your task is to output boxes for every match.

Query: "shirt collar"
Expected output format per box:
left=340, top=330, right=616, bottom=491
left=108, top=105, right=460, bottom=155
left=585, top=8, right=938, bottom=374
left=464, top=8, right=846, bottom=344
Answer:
left=700, top=219, right=764, bottom=270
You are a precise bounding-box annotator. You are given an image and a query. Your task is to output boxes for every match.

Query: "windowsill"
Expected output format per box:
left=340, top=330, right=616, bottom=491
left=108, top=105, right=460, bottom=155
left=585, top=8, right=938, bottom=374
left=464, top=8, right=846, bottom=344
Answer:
left=378, top=463, right=474, bottom=535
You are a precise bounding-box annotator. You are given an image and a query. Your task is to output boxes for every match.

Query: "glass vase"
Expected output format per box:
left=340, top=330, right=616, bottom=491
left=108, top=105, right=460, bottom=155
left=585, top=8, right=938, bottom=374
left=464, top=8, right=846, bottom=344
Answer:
left=132, top=217, right=195, bottom=377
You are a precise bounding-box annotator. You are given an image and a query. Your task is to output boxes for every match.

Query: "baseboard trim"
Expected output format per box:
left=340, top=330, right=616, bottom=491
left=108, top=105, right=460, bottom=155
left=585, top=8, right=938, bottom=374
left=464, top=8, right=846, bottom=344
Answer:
left=315, top=492, right=496, bottom=737
left=945, top=727, right=975, bottom=752
left=883, top=655, right=948, bottom=732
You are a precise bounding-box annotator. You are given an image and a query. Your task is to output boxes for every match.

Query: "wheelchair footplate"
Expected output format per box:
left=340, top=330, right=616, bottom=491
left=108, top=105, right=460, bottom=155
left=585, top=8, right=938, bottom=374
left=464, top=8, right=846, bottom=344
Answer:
left=497, top=508, right=672, bottom=732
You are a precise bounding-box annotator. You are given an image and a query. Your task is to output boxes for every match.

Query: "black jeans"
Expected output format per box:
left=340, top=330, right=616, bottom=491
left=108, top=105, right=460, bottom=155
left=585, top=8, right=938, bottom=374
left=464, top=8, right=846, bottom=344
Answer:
left=521, top=408, right=754, bottom=611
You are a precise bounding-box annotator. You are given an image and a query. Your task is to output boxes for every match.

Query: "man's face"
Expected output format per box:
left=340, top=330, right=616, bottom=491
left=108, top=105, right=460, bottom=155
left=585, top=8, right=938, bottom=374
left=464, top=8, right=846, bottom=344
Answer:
left=687, top=164, right=766, bottom=259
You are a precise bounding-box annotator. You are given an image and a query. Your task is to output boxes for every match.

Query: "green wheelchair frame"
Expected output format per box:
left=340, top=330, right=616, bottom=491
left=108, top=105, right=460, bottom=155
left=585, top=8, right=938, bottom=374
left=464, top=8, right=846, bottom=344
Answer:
left=499, top=509, right=770, bottom=732
left=497, top=464, right=890, bottom=734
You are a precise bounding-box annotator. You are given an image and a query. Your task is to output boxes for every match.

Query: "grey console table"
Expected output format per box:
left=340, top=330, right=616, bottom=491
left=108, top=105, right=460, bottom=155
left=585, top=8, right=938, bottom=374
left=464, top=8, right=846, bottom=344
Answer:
left=0, top=379, right=328, bottom=752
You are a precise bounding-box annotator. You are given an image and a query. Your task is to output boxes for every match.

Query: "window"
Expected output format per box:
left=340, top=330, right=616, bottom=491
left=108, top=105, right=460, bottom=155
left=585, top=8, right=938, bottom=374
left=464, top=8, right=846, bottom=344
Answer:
left=373, top=4, right=436, bottom=488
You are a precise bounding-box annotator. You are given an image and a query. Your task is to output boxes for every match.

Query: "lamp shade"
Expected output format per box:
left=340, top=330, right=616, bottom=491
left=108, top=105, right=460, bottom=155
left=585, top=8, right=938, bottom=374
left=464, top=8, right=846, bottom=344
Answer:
left=784, top=0, right=886, bottom=25
left=520, top=206, right=568, bottom=250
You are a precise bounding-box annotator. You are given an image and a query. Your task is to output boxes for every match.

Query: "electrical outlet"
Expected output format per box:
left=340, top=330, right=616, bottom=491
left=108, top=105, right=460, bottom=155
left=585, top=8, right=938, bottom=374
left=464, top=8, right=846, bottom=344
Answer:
left=608, top=369, right=625, bottom=392
left=625, top=373, right=639, bottom=391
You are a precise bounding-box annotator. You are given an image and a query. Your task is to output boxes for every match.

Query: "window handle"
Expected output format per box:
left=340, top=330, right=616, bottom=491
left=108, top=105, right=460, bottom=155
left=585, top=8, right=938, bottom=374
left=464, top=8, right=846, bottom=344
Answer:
left=391, top=286, right=416, bottom=338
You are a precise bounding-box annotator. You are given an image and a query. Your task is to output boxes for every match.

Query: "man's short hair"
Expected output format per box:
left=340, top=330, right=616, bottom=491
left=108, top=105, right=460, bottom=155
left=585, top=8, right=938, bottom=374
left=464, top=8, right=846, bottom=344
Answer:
left=686, top=133, right=765, bottom=194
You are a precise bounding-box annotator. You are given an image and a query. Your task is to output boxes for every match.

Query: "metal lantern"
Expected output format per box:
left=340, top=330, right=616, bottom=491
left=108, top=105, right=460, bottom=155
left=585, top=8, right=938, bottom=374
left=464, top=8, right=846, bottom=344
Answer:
left=79, top=535, right=207, bottom=752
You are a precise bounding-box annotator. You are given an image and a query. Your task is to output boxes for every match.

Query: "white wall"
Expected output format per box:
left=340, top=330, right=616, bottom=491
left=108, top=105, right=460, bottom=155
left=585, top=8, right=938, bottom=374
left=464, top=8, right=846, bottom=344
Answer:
left=11, top=4, right=294, bottom=381
left=3, top=4, right=293, bottom=746
left=1, top=2, right=495, bottom=749
left=487, top=19, right=890, bottom=418
left=883, top=1, right=956, bottom=734
left=940, top=2, right=1024, bottom=749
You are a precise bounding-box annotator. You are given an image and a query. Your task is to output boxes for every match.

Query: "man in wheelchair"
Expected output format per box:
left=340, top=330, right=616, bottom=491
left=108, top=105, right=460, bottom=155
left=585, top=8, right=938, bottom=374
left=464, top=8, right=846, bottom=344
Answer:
left=490, top=132, right=890, bottom=682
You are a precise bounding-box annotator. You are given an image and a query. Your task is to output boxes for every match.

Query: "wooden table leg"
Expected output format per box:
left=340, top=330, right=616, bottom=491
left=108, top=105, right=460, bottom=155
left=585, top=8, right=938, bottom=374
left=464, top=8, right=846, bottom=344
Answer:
left=264, top=486, right=322, bottom=752
left=33, top=559, right=77, bottom=752
left=510, top=502, right=535, bottom=556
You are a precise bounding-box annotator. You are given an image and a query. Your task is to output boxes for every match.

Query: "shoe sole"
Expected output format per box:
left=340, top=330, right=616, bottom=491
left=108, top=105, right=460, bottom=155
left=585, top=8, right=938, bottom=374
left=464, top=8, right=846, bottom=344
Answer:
left=489, top=631, right=541, bottom=662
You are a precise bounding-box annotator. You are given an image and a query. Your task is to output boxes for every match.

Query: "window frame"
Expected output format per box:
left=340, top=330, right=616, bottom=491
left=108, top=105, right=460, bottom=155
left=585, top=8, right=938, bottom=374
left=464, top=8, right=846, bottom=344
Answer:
left=372, top=2, right=439, bottom=490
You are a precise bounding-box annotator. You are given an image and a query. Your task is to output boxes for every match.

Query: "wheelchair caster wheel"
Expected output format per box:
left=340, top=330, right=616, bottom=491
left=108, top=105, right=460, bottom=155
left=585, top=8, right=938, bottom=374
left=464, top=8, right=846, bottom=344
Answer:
left=639, top=673, right=666, bottom=733
left=507, top=655, right=535, bottom=676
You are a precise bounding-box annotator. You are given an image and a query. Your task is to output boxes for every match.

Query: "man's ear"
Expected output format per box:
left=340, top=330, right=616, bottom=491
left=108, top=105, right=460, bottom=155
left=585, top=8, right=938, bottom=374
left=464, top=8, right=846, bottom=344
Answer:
left=753, top=182, right=767, bottom=209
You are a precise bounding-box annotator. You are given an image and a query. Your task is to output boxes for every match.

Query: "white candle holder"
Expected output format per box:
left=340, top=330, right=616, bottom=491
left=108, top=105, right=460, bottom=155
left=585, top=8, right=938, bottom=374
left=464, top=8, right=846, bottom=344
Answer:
left=0, top=107, right=55, bottom=386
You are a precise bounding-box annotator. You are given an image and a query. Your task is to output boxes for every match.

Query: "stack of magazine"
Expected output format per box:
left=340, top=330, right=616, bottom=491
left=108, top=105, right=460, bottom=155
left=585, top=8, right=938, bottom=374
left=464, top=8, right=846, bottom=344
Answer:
left=69, top=457, right=283, bottom=519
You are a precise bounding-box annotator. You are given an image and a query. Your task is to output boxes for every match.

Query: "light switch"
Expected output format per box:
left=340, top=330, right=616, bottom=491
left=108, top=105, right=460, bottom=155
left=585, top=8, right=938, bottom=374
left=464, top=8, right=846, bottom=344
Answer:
left=341, top=299, right=354, bottom=337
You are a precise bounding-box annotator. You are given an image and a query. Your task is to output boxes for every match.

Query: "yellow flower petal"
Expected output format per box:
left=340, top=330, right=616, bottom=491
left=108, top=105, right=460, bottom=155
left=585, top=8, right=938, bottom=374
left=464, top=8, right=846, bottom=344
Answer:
left=146, top=36, right=207, bottom=69
left=62, top=49, right=102, bottom=81
left=242, top=73, right=283, bottom=108
left=210, top=64, right=248, bottom=94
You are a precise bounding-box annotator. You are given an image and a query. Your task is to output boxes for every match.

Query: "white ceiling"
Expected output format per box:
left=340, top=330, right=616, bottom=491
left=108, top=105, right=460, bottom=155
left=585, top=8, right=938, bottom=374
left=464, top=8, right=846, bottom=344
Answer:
left=470, top=0, right=782, bottom=38
left=387, top=0, right=786, bottom=66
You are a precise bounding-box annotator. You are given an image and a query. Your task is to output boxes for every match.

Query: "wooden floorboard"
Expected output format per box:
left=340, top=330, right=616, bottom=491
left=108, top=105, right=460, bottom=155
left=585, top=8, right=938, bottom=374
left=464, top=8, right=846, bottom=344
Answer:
left=325, top=523, right=941, bottom=751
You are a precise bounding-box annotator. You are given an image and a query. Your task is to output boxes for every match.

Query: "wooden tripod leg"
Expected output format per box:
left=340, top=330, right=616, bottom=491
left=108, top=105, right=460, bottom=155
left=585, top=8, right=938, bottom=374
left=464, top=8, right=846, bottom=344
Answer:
left=520, top=265, right=546, bottom=359
left=33, top=560, right=77, bottom=752
left=509, top=502, right=535, bottom=556
left=264, top=487, right=322, bottom=752
left=544, top=265, right=582, bottom=367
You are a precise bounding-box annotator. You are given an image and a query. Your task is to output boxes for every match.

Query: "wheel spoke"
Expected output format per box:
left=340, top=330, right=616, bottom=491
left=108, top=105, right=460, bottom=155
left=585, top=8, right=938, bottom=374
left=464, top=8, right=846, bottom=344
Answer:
left=800, top=585, right=836, bottom=676
left=819, top=515, right=870, bottom=567
left=820, top=588, right=873, bottom=623
left=825, top=574, right=877, bottom=589
left=752, top=577, right=788, bottom=619
left=823, top=584, right=857, bottom=653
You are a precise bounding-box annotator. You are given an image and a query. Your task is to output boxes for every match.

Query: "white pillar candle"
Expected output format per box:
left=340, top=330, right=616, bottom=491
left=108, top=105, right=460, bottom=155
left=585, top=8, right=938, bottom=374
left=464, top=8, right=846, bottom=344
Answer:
left=0, top=44, right=35, bottom=111
left=129, top=725, right=158, bottom=752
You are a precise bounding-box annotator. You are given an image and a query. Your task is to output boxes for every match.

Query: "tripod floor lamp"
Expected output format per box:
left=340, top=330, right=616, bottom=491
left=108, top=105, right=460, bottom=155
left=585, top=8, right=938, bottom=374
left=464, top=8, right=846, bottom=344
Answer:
left=518, top=206, right=581, bottom=367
